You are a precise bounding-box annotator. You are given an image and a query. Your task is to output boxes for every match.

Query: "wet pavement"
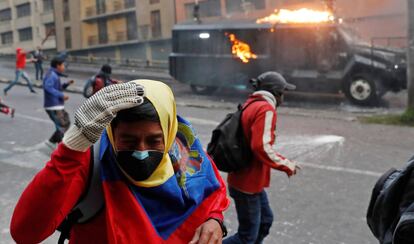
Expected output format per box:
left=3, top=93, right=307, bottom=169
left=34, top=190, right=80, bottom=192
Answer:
left=0, top=61, right=413, bottom=244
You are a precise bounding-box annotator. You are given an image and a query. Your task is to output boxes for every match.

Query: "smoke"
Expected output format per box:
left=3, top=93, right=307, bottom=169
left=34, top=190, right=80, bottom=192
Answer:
left=334, top=0, right=407, bottom=47
left=336, top=0, right=406, bottom=17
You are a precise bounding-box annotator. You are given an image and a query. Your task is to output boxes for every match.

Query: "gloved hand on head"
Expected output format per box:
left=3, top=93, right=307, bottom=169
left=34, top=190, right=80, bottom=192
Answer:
left=63, top=81, right=145, bottom=152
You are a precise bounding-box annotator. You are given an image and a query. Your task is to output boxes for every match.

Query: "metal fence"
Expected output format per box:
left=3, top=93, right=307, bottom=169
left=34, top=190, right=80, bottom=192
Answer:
left=0, top=53, right=168, bottom=70
left=68, top=55, right=168, bottom=70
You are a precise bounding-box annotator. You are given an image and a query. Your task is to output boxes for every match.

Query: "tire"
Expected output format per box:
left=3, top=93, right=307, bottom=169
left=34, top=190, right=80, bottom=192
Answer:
left=190, top=85, right=218, bottom=95
left=344, top=73, right=381, bottom=106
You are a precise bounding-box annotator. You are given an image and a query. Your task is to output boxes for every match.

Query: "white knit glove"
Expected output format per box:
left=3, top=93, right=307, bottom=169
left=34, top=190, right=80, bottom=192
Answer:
left=63, top=82, right=145, bottom=152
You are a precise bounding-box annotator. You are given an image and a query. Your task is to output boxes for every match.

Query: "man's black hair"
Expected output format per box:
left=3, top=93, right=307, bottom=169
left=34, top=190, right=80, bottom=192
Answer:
left=51, top=57, right=65, bottom=68
left=101, top=64, right=112, bottom=75
left=112, top=98, right=159, bottom=128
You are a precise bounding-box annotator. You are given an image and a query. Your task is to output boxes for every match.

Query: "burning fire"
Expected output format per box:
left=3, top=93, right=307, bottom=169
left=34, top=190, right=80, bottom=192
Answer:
left=227, top=33, right=257, bottom=63
left=257, top=8, right=335, bottom=24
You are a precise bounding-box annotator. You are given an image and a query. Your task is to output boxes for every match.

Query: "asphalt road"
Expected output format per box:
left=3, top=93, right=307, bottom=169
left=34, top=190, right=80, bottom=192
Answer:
left=0, top=63, right=414, bottom=243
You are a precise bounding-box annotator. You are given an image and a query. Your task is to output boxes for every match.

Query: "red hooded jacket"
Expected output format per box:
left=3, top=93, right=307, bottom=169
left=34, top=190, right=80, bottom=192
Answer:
left=227, top=91, right=296, bottom=193
left=16, top=48, right=27, bottom=69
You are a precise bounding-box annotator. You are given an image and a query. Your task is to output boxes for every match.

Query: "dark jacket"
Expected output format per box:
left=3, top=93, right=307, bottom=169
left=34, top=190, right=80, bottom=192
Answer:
left=43, top=68, right=69, bottom=108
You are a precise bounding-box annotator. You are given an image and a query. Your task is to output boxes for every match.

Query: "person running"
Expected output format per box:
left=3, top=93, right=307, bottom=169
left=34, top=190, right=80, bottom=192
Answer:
left=0, top=97, right=14, bottom=118
left=224, top=72, right=300, bottom=244
left=83, top=64, right=121, bottom=98
left=3, top=48, right=36, bottom=95
left=43, top=57, right=74, bottom=147
left=11, top=80, right=229, bottom=243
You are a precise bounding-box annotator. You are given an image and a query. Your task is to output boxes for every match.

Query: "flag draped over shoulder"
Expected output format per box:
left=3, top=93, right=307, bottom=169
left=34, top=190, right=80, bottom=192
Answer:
left=98, top=80, right=229, bottom=243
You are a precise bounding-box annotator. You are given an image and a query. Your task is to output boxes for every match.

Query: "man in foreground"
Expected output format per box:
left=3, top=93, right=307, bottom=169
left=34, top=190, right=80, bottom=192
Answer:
left=11, top=80, right=229, bottom=243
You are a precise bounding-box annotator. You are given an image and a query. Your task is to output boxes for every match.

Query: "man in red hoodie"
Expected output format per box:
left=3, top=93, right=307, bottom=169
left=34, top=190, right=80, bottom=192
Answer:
left=224, top=72, right=300, bottom=244
left=3, top=48, right=36, bottom=95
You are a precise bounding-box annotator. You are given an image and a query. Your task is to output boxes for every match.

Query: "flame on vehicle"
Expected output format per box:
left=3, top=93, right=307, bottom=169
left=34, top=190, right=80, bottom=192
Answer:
left=257, top=8, right=335, bottom=24
left=226, top=33, right=258, bottom=63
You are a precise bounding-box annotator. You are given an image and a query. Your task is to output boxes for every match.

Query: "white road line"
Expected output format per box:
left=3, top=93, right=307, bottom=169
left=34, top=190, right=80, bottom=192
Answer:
left=186, top=117, right=219, bottom=126
left=8, top=114, right=383, bottom=178
left=15, top=113, right=51, bottom=124
left=298, top=162, right=382, bottom=177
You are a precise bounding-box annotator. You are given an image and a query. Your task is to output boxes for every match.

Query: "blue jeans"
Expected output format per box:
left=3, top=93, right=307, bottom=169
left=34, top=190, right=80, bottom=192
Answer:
left=34, top=62, right=43, bottom=80
left=4, top=70, right=35, bottom=93
left=223, top=188, right=274, bottom=244
left=45, top=109, right=70, bottom=143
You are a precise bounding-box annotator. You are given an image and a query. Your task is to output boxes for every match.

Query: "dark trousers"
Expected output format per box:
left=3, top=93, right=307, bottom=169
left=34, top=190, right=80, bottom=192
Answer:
left=45, top=109, right=70, bottom=143
left=4, top=70, right=35, bottom=93
left=35, top=62, right=43, bottom=80
left=223, top=187, right=274, bottom=244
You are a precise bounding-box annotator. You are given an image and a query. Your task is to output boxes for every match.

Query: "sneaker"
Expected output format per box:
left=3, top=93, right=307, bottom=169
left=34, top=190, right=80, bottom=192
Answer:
left=30, top=90, right=37, bottom=94
left=10, top=108, right=15, bottom=118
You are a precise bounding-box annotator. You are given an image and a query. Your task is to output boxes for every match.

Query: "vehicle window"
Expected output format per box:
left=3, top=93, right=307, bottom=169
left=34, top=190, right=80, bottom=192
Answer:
left=174, top=28, right=269, bottom=55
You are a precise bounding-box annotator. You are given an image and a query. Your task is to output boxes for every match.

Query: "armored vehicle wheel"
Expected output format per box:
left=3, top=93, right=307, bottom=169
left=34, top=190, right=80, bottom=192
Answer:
left=190, top=85, right=218, bottom=95
left=344, top=73, right=381, bottom=106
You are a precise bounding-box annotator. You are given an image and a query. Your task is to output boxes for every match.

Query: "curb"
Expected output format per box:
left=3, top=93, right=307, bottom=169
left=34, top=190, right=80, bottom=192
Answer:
left=0, top=78, right=372, bottom=123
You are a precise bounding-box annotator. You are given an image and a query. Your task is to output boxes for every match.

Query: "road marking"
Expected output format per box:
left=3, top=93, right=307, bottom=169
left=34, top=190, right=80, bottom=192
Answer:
left=186, top=117, right=218, bottom=126
left=3, top=114, right=386, bottom=178
left=295, top=162, right=382, bottom=177
left=15, top=113, right=51, bottom=124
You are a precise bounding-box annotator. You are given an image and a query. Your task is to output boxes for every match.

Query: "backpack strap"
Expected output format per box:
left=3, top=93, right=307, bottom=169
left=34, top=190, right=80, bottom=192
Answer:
left=58, top=139, right=104, bottom=243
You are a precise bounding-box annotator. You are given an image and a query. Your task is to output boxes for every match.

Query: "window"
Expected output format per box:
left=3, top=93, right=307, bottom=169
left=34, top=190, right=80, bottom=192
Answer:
left=18, top=27, right=33, bottom=41
left=0, top=8, right=11, bottom=22
left=225, top=0, right=265, bottom=14
left=16, top=3, right=31, bottom=18
left=185, top=0, right=221, bottom=20
left=1, top=31, right=13, bottom=45
left=126, top=13, right=137, bottom=40
left=43, top=0, right=54, bottom=12
left=150, top=10, right=161, bottom=38
left=97, top=19, right=108, bottom=44
left=174, top=29, right=269, bottom=55
left=96, top=0, right=106, bottom=15
left=64, top=27, right=72, bottom=49
left=124, top=0, right=136, bottom=8
left=150, top=0, right=160, bottom=4
left=63, top=0, right=70, bottom=21
left=44, top=22, right=55, bottom=36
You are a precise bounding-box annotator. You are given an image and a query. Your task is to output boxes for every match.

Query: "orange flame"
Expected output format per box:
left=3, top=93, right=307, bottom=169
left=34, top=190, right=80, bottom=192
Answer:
left=227, top=33, right=258, bottom=63
left=257, top=8, right=335, bottom=24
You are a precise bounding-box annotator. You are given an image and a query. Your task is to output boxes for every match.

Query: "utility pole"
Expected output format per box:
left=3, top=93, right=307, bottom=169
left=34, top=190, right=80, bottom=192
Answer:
left=408, top=0, right=414, bottom=110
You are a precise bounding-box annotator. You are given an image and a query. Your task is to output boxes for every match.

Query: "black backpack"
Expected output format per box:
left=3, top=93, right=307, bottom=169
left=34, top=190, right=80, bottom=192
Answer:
left=367, top=155, right=414, bottom=244
left=207, top=99, right=261, bottom=172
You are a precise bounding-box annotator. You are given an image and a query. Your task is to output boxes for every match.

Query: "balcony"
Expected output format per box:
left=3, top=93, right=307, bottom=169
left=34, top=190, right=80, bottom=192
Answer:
left=115, top=31, right=127, bottom=42
left=88, top=31, right=137, bottom=47
left=88, top=35, right=98, bottom=46
left=83, top=1, right=135, bottom=22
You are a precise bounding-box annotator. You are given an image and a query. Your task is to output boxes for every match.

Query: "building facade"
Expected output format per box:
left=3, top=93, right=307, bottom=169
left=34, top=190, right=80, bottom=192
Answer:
left=174, top=0, right=280, bottom=23
left=0, top=0, right=56, bottom=54
left=51, top=0, right=406, bottom=61
left=53, top=0, right=175, bottom=61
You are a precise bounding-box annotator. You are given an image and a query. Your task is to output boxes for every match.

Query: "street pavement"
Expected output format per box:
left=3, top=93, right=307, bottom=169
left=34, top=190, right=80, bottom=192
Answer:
left=0, top=63, right=414, bottom=243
